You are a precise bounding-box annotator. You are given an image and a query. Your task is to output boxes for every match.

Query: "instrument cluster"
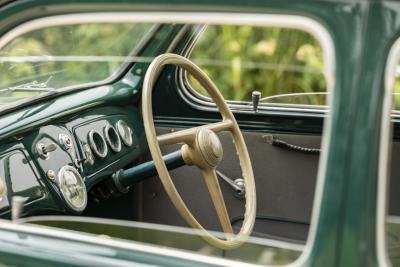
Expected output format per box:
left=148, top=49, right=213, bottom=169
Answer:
left=86, top=120, right=134, bottom=166
left=28, top=107, right=143, bottom=214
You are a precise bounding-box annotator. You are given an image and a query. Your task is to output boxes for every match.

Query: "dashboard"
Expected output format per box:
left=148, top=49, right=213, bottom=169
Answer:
left=0, top=106, right=146, bottom=217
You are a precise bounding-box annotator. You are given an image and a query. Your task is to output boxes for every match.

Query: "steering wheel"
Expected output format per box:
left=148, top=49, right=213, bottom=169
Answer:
left=142, top=53, right=256, bottom=249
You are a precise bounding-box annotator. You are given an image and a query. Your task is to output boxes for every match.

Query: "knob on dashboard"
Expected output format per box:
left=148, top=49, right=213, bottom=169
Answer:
left=59, top=133, right=73, bottom=150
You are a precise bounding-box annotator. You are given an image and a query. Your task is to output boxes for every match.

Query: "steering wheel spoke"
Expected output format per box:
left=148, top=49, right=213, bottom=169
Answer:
left=202, top=168, right=233, bottom=237
left=157, top=127, right=197, bottom=146
left=157, top=120, right=233, bottom=146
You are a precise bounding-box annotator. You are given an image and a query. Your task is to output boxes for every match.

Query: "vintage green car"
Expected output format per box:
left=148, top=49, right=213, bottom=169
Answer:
left=0, top=0, right=398, bottom=266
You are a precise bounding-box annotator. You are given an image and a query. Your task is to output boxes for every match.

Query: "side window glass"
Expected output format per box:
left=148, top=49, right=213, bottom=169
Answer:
left=186, top=25, right=326, bottom=107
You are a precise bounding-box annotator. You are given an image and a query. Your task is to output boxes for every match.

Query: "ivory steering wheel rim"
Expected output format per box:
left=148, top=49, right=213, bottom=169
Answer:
left=142, top=53, right=256, bottom=249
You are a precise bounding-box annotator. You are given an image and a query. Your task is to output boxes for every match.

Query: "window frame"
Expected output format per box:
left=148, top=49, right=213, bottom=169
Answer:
left=177, top=19, right=333, bottom=114
left=0, top=12, right=336, bottom=267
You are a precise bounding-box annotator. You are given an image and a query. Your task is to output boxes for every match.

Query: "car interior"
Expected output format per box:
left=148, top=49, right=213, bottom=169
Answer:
left=0, top=14, right=398, bottom=265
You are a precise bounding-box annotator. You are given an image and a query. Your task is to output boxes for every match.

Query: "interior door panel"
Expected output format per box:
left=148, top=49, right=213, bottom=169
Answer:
left=137, top=127, right=320, bottom=243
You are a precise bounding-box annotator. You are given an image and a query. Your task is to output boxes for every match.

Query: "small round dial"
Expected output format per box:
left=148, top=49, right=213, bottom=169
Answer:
left=104, top=125, right=122, bottom=153
left=88, top=130, right=108, bottom=158
left=116, top=120, right=134, bottom=147
left=57, top=165, right=87, bottom=212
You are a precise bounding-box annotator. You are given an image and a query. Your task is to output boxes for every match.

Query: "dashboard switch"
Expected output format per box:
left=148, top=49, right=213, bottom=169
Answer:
left=36, top=143, right=57, bottom=160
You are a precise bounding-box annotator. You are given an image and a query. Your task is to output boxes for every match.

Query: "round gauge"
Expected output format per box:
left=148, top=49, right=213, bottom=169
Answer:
left=116, top=120, right=133, bottom=147
left=104, top=125, right=122, bottom=153
left=57, top=165, right=87, bottom=212
left=88, top=130, right=108, bottom=158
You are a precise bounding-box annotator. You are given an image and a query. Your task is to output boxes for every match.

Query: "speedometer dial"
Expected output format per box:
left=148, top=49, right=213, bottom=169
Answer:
left=57, top=165, right=87, bottom=212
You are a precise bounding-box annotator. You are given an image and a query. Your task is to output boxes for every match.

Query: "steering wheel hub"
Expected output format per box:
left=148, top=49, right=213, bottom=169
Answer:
left=197, top=129, right=223, bottom=168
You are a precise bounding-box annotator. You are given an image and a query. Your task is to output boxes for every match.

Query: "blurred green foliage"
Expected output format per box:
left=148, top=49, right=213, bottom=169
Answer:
left=188, top=25, right=326, bottom=105
left=394, top=78, right=400, bottom=110
left=4, top=22, right=400, bottom=110
left=0, top=23, right=327, bottom=107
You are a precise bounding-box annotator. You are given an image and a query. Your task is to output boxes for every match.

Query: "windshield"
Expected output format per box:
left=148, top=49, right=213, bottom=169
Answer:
left=0, top=22, right=155, bottom=109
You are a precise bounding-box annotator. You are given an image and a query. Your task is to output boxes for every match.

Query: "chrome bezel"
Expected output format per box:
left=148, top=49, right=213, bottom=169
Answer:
left=88, top=130, right=108, bottom=158
left=116, top=120, right=133, bottom=147
left=58, top=133, right=73, bottom=150
left=56, top=165, right=87, bottom=212
left=104, top=124, right=122, bottom=153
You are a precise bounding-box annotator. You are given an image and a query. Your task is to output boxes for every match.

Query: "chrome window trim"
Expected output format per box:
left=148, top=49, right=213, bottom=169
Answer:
left=176, top=15, right=333, bottom=114
left=0, top=12, right=335, bottom=266
left=376, top=36, right=400, bottom=267
left=0, top=218, right=260, bottom=267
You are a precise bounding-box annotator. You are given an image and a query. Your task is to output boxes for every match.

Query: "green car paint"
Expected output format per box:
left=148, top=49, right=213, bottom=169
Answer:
left=0, top=0, right=396, bottom=266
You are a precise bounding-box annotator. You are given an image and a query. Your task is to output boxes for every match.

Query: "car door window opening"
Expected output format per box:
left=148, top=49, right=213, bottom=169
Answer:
left=0, top=11, right=337, bottom=267
left=183, top=25, right=327, bottom=109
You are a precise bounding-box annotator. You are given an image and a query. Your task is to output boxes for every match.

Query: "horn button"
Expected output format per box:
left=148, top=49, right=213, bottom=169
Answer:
left=182, top=128, right=223, bottom=169
left=196, top=129, right=223, bottom=168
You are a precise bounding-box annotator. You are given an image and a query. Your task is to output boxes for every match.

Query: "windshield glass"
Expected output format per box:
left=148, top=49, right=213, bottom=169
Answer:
left=0, top=23, right=155, bottom=109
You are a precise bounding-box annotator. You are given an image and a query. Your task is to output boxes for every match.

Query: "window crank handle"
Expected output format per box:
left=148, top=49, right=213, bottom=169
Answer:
left=216, top=170, right=245, bottom=198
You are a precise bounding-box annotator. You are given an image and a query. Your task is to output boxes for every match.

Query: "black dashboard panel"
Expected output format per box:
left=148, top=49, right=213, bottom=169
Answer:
left=0, top=149, right=44, bottom=212
left=0, top=105, right=147, bottom=217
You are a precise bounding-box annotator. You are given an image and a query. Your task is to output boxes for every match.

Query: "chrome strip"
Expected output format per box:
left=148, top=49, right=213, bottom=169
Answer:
left=22, top=215, right=304, bottom=252
left=0, top=219, right=259, bottom=267
left=0, top=12, right=335, bottom=267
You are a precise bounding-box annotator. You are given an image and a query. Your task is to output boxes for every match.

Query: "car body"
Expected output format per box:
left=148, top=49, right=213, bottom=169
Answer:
left=0, top=0, right=397, bottom=266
